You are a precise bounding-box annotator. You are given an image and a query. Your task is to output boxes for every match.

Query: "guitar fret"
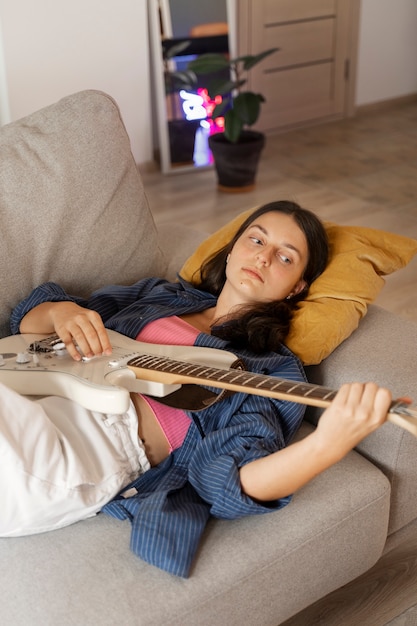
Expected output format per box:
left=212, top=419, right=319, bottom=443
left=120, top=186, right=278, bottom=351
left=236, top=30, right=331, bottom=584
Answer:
left=321, top=390, right=338, bottom=401
left=255, top=377, right=276, bottom=388
left=283, top=383, right=301, bottom=393
left=173, top=363, right=202, bottom=375
left=238, top=374, right=259, bottom=386
left=222, top=371, right=250, bottom=384
left=266, top=379, right=293, bottom=391
left=213, top=370, right=238, bottom=382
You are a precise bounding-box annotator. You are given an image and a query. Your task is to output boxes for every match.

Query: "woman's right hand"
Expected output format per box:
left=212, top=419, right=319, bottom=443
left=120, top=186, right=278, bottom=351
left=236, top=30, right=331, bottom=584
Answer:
left=20, top=301, right=112, bottom=361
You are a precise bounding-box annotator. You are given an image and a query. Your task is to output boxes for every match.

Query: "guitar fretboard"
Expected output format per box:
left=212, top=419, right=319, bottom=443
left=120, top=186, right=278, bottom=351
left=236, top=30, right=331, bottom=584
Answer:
left=127, top=353, right=338, bottom=405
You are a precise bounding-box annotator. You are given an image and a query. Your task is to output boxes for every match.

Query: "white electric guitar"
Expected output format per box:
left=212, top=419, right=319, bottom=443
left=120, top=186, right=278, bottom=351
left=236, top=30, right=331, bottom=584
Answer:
left=0, top=330, right=416, bottom=437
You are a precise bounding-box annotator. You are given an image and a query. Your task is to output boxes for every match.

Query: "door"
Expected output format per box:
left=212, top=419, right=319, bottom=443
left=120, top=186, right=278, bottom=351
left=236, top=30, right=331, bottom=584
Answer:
left=237, top=0, right=360, bottom=131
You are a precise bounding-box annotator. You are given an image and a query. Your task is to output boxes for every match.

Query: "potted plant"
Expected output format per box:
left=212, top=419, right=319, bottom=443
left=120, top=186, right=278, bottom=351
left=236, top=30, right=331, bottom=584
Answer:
left=187, top=48, right=278, bottom=190
left=162, top=40, right=200, bottom=165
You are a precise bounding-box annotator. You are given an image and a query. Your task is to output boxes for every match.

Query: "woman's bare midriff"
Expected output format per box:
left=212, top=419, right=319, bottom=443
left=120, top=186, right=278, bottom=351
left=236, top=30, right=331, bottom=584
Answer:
left=130, top=311, right=211, bottom=466
left=130, top=393, right=170, bottom=467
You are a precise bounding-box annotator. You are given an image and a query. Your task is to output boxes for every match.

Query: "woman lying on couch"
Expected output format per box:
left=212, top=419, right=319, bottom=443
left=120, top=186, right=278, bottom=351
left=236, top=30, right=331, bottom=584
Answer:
left=4, top=201, right=391, bottom=577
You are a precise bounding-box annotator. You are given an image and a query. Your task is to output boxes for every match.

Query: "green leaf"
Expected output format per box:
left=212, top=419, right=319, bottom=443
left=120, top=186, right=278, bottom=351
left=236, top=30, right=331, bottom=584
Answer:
left=165, top=69, right=197, bottom=94
left=233, top=92, right=262, bottom=125
left=242, top=48, right=278, bottom=70
left=224, top=109, right=243, bottom=143
left=173, top=70, right=197, bottom=89
left=164, top=40, right=191, bottom=61
left=211, top=97, right=231, bottom=118
left=206, top=77, right=245, bottom=98
left=188, top=53, right=230, bottom=74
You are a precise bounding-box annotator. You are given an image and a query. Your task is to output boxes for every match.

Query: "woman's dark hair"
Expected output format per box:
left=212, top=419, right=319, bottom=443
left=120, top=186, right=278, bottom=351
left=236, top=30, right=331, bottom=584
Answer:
left=195, top=201, right=329, bottom=353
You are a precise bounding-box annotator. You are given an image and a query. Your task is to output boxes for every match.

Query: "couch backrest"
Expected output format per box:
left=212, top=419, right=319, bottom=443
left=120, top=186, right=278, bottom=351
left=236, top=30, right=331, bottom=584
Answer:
left=0, top=90, right=166, bottom=337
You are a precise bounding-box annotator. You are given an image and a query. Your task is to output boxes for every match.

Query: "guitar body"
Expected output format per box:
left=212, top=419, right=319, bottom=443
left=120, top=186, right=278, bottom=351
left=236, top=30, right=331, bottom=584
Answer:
left=0, top=331, right=237, bottom=413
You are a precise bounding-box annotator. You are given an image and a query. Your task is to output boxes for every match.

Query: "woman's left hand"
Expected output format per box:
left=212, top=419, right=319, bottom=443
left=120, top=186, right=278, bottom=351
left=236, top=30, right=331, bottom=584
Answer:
left=239, top=381, right=392, bottom=502
left=314, top=382, right=392, bottom=460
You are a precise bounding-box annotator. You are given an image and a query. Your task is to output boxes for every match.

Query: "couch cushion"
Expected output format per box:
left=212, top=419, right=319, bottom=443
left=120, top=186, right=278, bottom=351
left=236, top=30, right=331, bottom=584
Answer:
left=0, top=90, right=166, bottom=338
left=0, top=422, right=390, bottom=625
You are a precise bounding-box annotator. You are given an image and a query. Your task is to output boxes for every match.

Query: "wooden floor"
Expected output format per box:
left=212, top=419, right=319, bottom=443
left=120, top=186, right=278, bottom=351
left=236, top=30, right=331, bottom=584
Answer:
left=140, top=100, right=417, bottom=625
left=140, top=98, right=417, bottom=325
left=281, top=538, right=417, bottom=626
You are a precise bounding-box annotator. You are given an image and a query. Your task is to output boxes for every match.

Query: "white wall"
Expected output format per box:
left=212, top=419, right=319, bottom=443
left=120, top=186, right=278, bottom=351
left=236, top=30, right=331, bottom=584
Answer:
left=0, top=14, right=10, bottom=125
left=0, top=0, right=151, bottom=163
left=356, top=0, right=417, bottom=105
left=1, top=0, right=417, bottom=163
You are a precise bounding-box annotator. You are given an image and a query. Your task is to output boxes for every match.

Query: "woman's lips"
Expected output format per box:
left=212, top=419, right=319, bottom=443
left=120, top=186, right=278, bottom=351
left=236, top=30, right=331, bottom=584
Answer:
left=242, top=267, right=264, bottom=282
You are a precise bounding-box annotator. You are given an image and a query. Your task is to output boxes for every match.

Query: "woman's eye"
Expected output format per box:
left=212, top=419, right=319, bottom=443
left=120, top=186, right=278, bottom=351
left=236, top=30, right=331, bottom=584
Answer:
left=250, top=236, right=262, bottom=245
left=278, top=253, right=291, bottom=264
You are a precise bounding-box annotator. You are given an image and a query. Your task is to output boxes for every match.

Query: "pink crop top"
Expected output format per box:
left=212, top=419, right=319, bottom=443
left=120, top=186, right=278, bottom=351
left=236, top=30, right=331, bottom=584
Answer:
left=136, top=317, right=199, bottom=452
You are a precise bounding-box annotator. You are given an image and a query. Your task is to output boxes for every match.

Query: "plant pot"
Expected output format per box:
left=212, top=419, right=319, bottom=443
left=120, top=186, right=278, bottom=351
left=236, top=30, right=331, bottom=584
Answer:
left=208, top=130, right=265, bottom=192
left=168, top=119, right=201, bottom=165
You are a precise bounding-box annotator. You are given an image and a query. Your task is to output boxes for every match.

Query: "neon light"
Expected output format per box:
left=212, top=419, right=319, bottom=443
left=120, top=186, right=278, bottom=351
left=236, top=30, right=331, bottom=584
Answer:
left=179, top=90, right=206, bottom=121
left=179, top=88, right=224, bottom=134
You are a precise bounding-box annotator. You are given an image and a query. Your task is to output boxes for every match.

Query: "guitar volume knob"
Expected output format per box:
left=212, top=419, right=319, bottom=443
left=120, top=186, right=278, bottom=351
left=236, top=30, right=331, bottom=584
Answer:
left=16, top=352, right=31, bottom=364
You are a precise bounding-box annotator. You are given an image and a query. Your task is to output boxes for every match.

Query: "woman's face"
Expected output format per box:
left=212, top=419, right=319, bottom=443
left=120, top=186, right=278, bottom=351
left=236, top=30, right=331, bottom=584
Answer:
left=225, top=211, right=309, bottom=305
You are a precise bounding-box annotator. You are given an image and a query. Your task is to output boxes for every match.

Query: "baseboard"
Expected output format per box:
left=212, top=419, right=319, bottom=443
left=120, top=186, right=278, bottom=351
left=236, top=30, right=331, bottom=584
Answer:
left=137, top=160, right=159, bottom=174
left=356, top=93, right=417, bottom=116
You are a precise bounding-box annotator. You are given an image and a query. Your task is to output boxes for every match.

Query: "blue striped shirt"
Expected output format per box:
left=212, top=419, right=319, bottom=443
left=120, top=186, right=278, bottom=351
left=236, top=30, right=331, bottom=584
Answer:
left=11, top=277, right=307, bottom=577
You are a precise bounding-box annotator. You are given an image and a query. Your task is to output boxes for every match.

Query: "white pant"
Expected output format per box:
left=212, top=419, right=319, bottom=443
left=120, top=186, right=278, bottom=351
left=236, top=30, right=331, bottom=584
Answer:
left=0, top=382, right=150, bottom=536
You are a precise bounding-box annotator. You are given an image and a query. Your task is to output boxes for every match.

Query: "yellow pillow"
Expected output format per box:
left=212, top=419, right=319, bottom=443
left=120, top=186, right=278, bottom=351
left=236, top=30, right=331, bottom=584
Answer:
left=180, top=209, right=417, bottom=365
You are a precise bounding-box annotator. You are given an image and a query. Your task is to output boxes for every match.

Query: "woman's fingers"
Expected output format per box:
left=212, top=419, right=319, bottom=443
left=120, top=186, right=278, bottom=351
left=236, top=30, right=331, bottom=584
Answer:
left=372, top=386, right=393, bottom=422
left=50, top=303, right=112, bottom=360
left=343, top=382, right=391, bottom=433
left=317, top=382, right=392, bottom=456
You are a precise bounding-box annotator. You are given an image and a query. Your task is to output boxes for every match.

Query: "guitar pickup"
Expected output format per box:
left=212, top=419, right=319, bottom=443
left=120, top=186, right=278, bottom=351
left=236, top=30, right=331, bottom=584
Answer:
left=30, top=336, right=105, bottom=361
left=29, top=335, right=64, bottom=353
left=29, top=335, right=63, bottom=352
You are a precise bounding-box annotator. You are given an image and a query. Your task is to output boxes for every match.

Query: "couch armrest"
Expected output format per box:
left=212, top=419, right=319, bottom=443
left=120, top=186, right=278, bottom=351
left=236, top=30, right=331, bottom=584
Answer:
left=305, top=304, right=417, bottom=534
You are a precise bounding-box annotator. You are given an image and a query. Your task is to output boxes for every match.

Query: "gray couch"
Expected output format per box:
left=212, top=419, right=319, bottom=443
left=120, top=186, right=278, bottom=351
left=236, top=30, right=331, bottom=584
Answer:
left=0, top=90, right=416, bottom=626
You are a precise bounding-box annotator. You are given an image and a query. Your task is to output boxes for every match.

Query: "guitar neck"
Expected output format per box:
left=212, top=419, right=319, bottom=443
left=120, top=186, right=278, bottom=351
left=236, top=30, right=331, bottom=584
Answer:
left=126, top=353, right=417, bottom=437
